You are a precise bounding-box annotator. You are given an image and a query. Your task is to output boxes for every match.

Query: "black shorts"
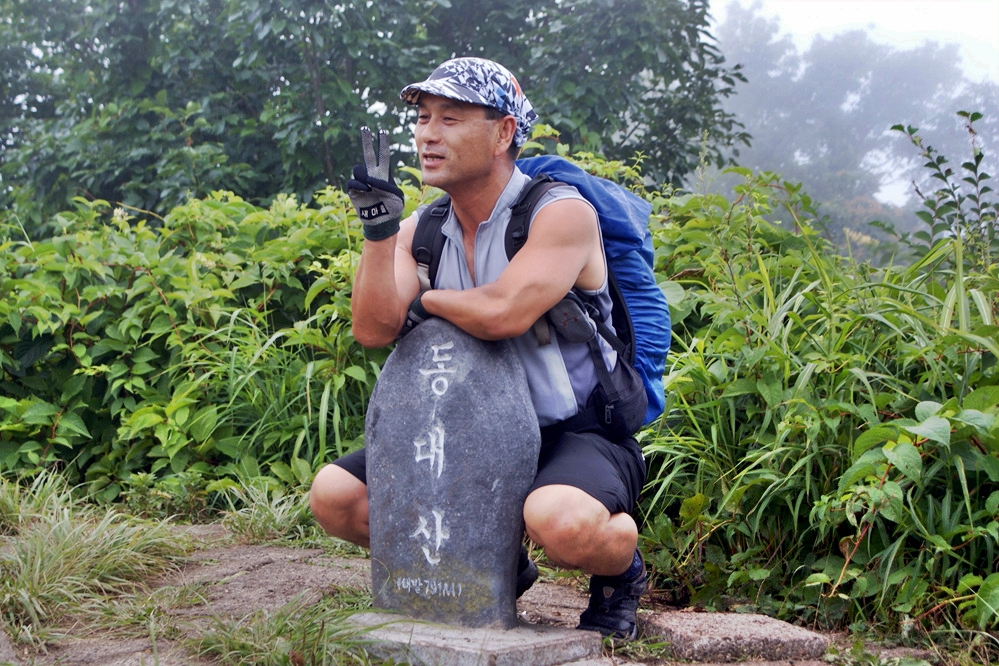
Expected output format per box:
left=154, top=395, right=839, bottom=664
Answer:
left=331, top=429, right=645, bottom=516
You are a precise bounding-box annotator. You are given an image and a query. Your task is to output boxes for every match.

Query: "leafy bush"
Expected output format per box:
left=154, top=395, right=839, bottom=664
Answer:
left=882, top=111, right=998, bottom=272
left=0, top=187, right=403, bottom=497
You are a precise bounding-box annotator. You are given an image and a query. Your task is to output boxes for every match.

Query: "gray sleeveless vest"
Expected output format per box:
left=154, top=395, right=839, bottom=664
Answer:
left=420, top=168, right=617, bottom=426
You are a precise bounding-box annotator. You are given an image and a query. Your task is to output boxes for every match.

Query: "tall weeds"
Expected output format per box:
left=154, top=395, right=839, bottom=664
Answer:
left=642, top=113, right=998, bottom=654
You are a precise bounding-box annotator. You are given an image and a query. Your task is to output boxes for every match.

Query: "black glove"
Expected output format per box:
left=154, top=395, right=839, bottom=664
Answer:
left=347, top=127, right=405, bottom=241
left=399, top=293, right=432, bottom=338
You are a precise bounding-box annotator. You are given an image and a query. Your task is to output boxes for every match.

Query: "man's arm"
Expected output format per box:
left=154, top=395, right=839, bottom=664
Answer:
left=420, top=198, right=603, bottom=340
left=350, top=217, right=422, bottom=348
left=346, top=127, right=423, bottom=349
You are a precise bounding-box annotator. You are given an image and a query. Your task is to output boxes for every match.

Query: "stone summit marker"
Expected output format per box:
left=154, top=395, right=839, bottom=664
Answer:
left=366, top=317, right=541, bottom=629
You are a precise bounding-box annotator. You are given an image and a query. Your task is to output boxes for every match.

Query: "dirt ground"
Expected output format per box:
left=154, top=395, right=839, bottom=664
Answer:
left=1, top=524, right=939, bottom=666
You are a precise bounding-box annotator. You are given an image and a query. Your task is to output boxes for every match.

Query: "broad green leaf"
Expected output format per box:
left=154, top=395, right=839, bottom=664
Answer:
left=914, top=401, right=942, bottom=421
left=837, top=448, right=887, bottom=494
left=269, top=461, right=295, bottom=485
left=228, top=273, right=259, bottom=291
left=987, top=492, right=999, bottom=515
left=958, top=574, right=985, bottom=593
left=206, top=478, right=240, bottom=493
left=756, top=376, right=783, bottom=408
left=804, top=573, right=831, bottom=587
left=14, top=334, right=55, bottom=370
left=879, top=481, right=905, bottom=523
left=976, top=573, right=999, bottom=628
left=171, top=406, right=190, bottom=427
left=342, top=365, right=367, bottom=382
left=658, top=280, right=685, bottom=307
left=907, top=416, right=951, bottom=446
left=707, top=359, right=727, bottom=382
left=127, top=411, right=165, bottom=432
left=721, top=378, right=758, bottom=397
left=291, top=457, right=313, bottom=485
left=980, top=456, right=999, bottom=483
left=953, top=409, right=994, bottom=433
left=189, top=406, right=219, bottom=443
left=964, top=387, right=999, bottom=412
left=56, top=412, right=91, bottom=439
left=853, top=425, right=898, bottom=457
left=883, top=441, right=922, bottom=482
left=679, top=493, right=709, bottom=524
left=21, top=400, right=59, bottom=425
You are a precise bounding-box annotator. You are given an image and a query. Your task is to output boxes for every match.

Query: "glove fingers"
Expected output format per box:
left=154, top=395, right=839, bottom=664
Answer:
left=348, top=164, right=371, bottom=193
left=350, top=126, right=403, bottom=242
left=365, top=176, right=404, bottom=199
left=376, top=129, right=391, bottom=181
left=359, top=126, right=392, bottom=182
left=360, top=127, right=377, bottom=173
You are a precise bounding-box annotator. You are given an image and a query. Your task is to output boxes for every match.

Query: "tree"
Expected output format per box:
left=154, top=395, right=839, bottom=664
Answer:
left=1, top=0, right=426, bottom=229
left=713, top=0, right=998, bottom=244
left=2, top=0, right=746, bottom=228
left=420, top=0, right=749, bottom=185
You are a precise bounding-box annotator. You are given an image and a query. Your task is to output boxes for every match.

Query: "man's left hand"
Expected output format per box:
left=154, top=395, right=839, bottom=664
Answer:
left=347, top=127, right=405, bottom=241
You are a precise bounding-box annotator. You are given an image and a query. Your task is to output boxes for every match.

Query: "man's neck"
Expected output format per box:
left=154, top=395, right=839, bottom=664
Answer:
left=448, top=162, right=516, bottom=235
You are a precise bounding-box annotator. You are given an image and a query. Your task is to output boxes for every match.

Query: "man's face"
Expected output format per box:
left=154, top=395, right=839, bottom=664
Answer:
left=413, top=94, right=506, bottom=191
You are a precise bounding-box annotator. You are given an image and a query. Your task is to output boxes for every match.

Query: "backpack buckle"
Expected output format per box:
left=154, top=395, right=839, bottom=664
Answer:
left=546, top=296, right=597, bottom=343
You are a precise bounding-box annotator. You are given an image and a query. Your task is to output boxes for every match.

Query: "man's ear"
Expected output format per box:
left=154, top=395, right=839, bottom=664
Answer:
left=495, top=115, right=517, bottom=156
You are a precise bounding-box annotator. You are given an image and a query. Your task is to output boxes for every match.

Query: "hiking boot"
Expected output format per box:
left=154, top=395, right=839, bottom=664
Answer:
left=577, top=559, right=648, bottom=641
left=516, top=546, right=539, bottom=598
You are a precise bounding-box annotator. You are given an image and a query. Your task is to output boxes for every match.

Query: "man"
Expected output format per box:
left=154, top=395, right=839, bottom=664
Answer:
left=309, top=57, right=648, bottom=640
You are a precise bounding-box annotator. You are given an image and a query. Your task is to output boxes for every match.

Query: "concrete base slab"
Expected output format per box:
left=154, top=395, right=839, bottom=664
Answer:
left=641, top=611, right=829, bottom=663
left=351, top=612, right=603, bottom=666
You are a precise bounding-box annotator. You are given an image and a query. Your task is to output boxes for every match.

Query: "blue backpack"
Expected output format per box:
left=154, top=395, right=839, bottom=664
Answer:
left=413, top=155, right=671, bottom=427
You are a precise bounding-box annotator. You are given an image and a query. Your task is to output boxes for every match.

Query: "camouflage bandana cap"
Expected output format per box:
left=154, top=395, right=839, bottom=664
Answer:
left=400, top=57, right=539, bottom=147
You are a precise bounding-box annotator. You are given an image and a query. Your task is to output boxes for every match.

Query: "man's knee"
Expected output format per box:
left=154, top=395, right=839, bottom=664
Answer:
left=523, top=484, right=637, bottom=574
left=309, top=463, right=370, bottom=546
left=309, top=464, right=344, bottom=510
left=524, top=485, right=607, bottom=547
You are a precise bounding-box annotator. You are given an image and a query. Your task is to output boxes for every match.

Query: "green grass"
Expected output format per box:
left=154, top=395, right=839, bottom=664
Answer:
left=0, top=473, right=379, bottom=664
left=0, top=473, right=186, bottom=643
left=1, top=470, right=992, bottom=665
left=189, top=595, right=376, bottom=666
left=642, top=166, right=998, bottom=660
left=219, top=480, right=314, bottom=544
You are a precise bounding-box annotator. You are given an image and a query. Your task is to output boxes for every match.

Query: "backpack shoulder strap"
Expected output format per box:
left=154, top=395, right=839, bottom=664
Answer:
left=603, top=269, right=635, bottom=365
left=413, top=195, right=451, bottom=291
left=505, top=175, right=569, bottom=345
left=505, top=174, right=567, bottom=260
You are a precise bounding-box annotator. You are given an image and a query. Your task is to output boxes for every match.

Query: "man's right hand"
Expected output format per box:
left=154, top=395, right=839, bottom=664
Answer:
left=347, top=127, right=405, bottom=241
